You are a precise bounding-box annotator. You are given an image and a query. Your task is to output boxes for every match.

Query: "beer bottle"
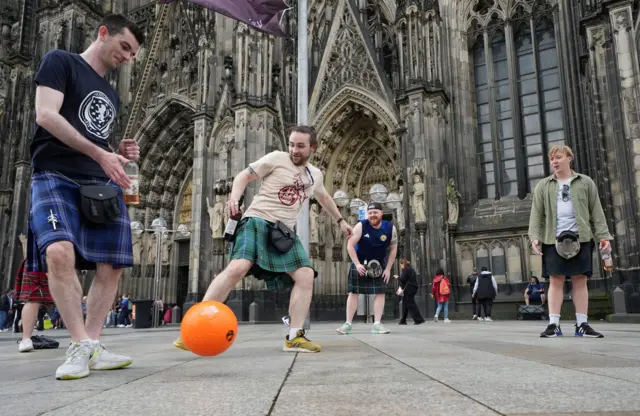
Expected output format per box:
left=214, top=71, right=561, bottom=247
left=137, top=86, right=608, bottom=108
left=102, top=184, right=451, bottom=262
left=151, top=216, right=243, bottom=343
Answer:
left=600, top=240, right=614, bottom=271
left=223, top=195, right=245, bottom=242
left=124, top=162, right=140, bottom=205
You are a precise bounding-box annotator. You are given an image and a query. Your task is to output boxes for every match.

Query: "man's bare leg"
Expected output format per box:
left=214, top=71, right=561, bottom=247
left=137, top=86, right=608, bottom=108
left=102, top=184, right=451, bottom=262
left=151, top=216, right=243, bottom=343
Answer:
left=525, top=295, right=530, bottom=306
left=85, top=264, right=123, bottom=340
left=373, top=293, right=385, bottom=323
left=283, top=267, right=320, bottom=353
left=345, top=293, right=358, bottom=323
left=20, top=302, right=40, bottom=340
left=287, top=267, right=314, bottom=330
left=45, top=242, right=89, bottom=342
left=202, top=259, right=253, bottom=302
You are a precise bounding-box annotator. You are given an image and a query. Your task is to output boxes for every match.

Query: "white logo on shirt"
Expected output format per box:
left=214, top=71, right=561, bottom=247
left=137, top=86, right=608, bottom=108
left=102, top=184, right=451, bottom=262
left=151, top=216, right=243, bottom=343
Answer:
left=78, top=91, right=116, bottom=140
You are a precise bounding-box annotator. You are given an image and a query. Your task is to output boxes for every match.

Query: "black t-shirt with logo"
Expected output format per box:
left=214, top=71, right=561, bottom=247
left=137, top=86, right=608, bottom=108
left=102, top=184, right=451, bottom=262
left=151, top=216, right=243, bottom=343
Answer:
left=31, top=49, right=120, bottom=178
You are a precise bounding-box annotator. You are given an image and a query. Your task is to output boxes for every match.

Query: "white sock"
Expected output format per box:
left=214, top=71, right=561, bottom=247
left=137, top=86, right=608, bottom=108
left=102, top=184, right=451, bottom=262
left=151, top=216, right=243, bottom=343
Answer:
left=576, top=313, right=588, bottom=326
left=289, top=328, right=301, bottom=340
left=374, top=321, right=381, bottom=325
left=549, top=314, right=560, bottom=325
left=345, top=322, right=351, bottom=326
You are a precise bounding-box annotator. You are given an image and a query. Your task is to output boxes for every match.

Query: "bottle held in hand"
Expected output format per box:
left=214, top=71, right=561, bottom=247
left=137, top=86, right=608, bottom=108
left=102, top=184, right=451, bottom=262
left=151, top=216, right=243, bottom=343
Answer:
left=223, top=196, right=245, bottom=242
left=600, top=240, right=614, bottom=271
left=124, top=162, right=140, bottom=205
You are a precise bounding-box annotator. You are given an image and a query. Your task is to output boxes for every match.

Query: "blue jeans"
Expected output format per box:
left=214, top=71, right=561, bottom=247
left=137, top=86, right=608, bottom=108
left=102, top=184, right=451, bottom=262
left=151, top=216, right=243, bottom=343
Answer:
left=435, top=301, right=449, bottom=319
left=0, top=310, right=7, bottom=329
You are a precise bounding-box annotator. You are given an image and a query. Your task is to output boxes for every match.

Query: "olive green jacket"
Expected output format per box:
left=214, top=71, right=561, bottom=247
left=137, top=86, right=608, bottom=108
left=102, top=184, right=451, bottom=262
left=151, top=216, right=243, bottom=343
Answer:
left=528, top=172, right=613, bottom=245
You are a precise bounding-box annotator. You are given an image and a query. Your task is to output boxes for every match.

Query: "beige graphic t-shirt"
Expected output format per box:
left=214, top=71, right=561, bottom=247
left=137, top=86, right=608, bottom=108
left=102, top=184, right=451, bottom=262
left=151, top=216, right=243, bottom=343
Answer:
left=243, top=151, right=323, bottom=229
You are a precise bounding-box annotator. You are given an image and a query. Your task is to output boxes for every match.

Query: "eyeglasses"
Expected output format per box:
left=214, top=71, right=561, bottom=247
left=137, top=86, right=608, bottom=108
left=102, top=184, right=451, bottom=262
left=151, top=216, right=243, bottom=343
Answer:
left=561, top=184, right=570, bottom=202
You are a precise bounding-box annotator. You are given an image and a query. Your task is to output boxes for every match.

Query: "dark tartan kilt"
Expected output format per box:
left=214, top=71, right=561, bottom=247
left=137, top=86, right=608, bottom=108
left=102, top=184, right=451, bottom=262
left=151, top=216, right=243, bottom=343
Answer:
left=541, top=241, right=594, bottom=279
left=347, top=263, right=388, bottom=295
left=14, top=260, right=54, bottom=306
left=26, top=171, right=133, bottom=273
left=230, top=217, right=317, bottom=291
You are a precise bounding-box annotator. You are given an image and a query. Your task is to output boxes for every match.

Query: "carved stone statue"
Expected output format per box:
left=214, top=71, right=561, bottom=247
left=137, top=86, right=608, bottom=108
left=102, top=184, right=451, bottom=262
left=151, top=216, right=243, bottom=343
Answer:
left=207, top=196, right=224, bottom=238
left=223, top=200, right=229, bottom=230
left=147, top=234, right=157, bottom=265
left=162, top=238, right=171, bottom=264
left=348, top=212, right=358, bottom=226
left=132, top=233, right=143, bottom=264
left=318, top=210, right=325, bottom=245
left=447, top=178, right=461, bottom=225
left=18, top=233, right=27, bottom=259
left=310, top=203, right=319, bottom=243
left=397, top=186, right=406, bottom=231
left=411, top=174, right=426, bottom=223
left=332, top=213, right=342, bottom=246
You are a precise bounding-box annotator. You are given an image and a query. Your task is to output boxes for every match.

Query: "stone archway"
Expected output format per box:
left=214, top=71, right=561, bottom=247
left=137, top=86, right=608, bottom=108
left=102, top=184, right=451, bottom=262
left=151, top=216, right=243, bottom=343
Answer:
left=124, top=97, right=196, bottom=302
left=134, top=97, right=196, bottom=228
left=312, top=89, right=400, bottom=198
left=309, top=89, right=401, bottom=297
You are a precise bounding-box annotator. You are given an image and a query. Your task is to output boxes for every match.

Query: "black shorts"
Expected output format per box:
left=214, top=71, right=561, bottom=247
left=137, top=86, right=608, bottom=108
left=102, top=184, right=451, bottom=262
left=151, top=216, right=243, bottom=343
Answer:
left=541, top=241, right=594, bottom=279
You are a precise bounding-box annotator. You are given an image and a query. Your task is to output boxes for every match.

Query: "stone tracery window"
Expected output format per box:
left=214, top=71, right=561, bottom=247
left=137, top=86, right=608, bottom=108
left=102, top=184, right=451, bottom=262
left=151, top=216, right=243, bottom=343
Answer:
left=468, top=0, right=564, bottom=199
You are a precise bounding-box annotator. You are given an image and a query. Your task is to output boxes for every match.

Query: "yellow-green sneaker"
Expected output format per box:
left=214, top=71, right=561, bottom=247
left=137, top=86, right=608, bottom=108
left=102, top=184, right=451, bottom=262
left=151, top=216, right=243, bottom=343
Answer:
left=283, top=329, right=321, bottom=353
left=173, top=336, right=190, bottom=351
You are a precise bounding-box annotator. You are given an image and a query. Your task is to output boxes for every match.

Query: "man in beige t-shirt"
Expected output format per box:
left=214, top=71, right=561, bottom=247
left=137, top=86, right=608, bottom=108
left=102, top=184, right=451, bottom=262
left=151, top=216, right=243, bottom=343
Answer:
left=173, top=125, right=352, bottom=354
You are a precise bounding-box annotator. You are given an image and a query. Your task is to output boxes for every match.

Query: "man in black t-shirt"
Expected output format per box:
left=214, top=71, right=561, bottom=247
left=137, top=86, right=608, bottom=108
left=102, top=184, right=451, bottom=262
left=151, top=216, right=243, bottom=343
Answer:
left=27, top=14, right=144, bottom=380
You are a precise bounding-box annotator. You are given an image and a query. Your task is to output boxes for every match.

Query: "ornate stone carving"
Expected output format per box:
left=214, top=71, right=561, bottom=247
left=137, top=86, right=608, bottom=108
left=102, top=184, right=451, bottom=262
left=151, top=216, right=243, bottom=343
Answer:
left=18, top=234, right=27, bottom=259
left=310, top=203, right=319, bottom=244
left=447, top=178, right=461, bottom=226
left=612, top=10, right=631, bottom=33
left=132, top=233, right=144, bottom=265
left=411, top=174, right=426, bottom=223
left=162, top=238, right=171, bottom=265
left=206, top=196, right=225, bottom=239
left=314, top=3, right=384, bottom=111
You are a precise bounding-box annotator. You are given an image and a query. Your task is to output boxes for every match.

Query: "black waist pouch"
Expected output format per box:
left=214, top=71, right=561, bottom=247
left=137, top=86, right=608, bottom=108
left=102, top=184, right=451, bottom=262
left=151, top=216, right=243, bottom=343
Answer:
left=268, top=221, right=295, bottom=253
left=79, top=185, right=121, bottom=224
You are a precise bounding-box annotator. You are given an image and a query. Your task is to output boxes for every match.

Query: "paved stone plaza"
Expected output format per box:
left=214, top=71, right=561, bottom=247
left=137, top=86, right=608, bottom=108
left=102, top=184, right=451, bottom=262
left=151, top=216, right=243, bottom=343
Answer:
left=1, top=321, right=639, bottom=416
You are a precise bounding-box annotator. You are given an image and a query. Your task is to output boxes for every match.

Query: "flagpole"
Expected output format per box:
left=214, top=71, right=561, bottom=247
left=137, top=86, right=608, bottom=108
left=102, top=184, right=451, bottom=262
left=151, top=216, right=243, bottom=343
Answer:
left=295, top=0, right=311, bottom=330
left=296, top=0, right=310, bottom=255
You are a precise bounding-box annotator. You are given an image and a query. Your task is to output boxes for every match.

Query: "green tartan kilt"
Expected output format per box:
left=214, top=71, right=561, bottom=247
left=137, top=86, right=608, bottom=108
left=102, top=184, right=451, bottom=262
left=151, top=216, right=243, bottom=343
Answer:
left=230, top=217, right=317, bottom=291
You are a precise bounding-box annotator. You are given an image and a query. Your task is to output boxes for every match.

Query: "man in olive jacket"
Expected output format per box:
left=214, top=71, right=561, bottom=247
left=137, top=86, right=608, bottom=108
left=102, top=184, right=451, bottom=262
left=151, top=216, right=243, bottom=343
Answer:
left=528, top=145, right=613, bottom=338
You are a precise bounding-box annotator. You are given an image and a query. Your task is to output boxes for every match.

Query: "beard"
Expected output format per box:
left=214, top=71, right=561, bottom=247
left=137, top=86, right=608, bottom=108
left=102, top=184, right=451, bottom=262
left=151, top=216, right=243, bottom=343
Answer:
left=289, top=153, right=309, bottom=166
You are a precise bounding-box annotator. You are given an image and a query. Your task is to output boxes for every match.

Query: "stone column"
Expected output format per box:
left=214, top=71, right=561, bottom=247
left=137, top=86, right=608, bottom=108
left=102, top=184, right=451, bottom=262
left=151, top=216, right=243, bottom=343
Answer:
left=2, top=162, right=31, bottom=292
left=607, top=2, right=640, bottom=312
left=184, top=110, right=213, bottom=314
left=402, top=91, right=450, bottom=279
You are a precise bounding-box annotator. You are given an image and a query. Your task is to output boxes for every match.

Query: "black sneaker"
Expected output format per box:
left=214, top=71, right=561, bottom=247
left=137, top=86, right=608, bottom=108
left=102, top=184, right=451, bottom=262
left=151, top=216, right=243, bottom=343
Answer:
left=574, top=322, right=604, bottom=338
left=540, top=323, right=563, bottom=338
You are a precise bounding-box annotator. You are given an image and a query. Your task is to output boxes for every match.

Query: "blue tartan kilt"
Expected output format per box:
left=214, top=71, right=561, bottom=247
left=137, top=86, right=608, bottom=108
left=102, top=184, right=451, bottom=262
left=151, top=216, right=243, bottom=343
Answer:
left=26, top=170, right=133, bottom=273
left=347, top=263, right=388, bottom=295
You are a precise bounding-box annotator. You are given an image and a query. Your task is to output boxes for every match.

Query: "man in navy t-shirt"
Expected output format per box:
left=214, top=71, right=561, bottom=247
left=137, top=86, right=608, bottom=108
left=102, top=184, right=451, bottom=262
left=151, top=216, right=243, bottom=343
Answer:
left=27, top=13, right=144, bottom=381
left=337, top=202, right=398, bottom=335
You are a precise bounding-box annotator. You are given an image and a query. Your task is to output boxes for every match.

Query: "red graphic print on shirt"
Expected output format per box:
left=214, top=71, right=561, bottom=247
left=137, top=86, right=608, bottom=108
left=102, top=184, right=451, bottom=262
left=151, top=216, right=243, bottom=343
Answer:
left=278, top=173, right=308, bottom=206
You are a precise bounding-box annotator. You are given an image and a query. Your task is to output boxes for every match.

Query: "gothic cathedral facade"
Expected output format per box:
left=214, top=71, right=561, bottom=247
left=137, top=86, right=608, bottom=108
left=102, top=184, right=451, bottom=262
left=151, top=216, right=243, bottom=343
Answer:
left=1, top=0, right=639, bottom=317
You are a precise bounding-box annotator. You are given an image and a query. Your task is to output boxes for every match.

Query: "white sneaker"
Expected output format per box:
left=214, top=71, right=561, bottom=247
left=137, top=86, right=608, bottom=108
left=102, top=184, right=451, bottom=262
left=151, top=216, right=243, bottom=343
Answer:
left=478, top=317, right=485, bottom=322
left=18, top=338, right=34, bottom=352
left=472, top=315, right=478, bottom=320
left=484, top=317, right=493, bottom=322
left=434, top=315, right=438, bottom=323
left=444, top=319, right=451, bottom=323
left=89, top=341, right=132, bottom=370
left=56, top=341, right=95, bottom=380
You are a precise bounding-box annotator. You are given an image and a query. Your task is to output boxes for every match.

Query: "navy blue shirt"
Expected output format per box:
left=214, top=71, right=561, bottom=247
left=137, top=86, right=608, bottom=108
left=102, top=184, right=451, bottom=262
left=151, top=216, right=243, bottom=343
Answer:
left=355, top=219, right=393, bottom=267
left=31, top=49, right=120, bottom=178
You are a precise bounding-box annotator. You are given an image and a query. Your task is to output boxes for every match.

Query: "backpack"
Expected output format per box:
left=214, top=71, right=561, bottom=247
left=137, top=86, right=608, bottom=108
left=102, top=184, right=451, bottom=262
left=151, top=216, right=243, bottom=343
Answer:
left=439, top=278, right=451, bottom=296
